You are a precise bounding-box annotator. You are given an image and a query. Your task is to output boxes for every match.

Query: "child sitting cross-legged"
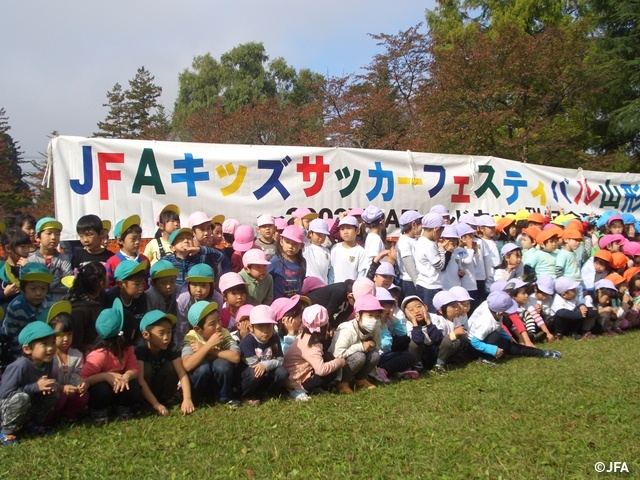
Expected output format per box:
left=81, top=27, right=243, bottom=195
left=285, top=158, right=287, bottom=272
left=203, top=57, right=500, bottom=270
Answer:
left=0, top=321, right=62, bottom=445
left=181, top=301, right=241, bottom=407
left=239, top=305, right=290, bottom=406
left=135, top=310, right=195, bottom=416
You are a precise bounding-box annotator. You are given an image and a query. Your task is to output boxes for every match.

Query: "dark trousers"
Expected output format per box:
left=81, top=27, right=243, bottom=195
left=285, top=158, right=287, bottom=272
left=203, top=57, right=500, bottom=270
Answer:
left=301, top=352, right=339, bottom=392
left=143, top=360, right=178, bottom=404
left=483, top=331, right=545, bottom=358
left=240, top=365, right=289, bottom=400
left=437, top=335, right=469, bottom=364
left=189, top=358, right=236, bottom=403
left=416, top=285, right=441, bottom=313
left=88, top=380, right=141, bottom=410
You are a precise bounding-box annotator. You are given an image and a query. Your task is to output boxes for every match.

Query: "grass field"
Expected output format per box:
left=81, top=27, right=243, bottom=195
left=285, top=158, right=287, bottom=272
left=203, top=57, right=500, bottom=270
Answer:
left=1, top=332, right=639, bottom=479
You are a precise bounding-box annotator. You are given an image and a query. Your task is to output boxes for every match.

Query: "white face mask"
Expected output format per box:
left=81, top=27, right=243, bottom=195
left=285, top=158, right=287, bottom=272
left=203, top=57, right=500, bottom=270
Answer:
left=361, top=318, right=380, bottom=332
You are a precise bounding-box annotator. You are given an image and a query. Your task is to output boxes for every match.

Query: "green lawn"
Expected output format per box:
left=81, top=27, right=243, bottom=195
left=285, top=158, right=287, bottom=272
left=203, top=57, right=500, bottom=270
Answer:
left=2, top=333, right=639, bottom=479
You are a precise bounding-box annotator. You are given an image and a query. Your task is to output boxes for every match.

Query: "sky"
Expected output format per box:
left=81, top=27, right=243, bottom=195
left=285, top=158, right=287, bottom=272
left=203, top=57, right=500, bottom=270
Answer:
left=0, top=1, right=435, bottom=166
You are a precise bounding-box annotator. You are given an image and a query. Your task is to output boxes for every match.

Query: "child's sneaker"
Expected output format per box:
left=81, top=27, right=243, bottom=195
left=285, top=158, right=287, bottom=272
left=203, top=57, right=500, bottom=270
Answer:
left=433, top=364, right=448, bottom=375
left=0, top=433, right=18, bottom=446
left=369, top=367, right=391, bottom=384
left=114, top=405, right=134, bottom=420
left=224, top=399, right=242, bottom=408
left=242, top=399, right=261, bottom=406
left=581, top=332, right=598, bottom=340
left=542, top=350, right=562, bottom=359
left=396, top=369, right=420, bottom=380
left=477, top=358, right=498, bottom=367
left=289, top=390, right=311, bottom=402
left=24, top=423, right=54, bottom=436
left=353, top=379, right=376, bottom=391
left=90, top=408, right=109, bottom=424
left=335, top=381, right=353, bottom=395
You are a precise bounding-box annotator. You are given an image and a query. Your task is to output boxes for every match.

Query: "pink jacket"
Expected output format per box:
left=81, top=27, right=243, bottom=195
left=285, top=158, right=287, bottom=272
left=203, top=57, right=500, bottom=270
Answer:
left=283, top=335, right=343, bottom=391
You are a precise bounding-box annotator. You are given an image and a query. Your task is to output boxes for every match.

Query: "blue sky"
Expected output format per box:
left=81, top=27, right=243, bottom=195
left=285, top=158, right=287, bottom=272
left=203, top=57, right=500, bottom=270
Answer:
left=0, top=1, right=434, bottom=165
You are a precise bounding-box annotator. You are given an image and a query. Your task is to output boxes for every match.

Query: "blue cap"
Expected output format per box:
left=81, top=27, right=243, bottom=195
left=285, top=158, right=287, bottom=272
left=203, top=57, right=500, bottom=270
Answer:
left=187, top=301, right=219, bottom=327
left=113, top=215, right=141, bottom=239
left=95, top=298, right=124, bottom=339
left=140, top=310, right=177, bottom=331
left=18, top=321, right=62, bottom=346
left=186, top=264, right=214, bottom=283
left=150, top=260, right=179, bottom=280
left=35, top=217, right=62, bottom=234
left=114, top=260, right=148, bottom=281
left=168, top=228, right=194, bottom=246
left=19, top=263, right=54, bottom=284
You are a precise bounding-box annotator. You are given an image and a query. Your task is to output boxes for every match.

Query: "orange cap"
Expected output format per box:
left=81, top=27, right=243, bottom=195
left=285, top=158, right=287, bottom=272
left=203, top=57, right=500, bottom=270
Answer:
left=605, top=272, right=625, bottom=286
left=611, top=252, right=629, bottom=270
left=623, top=266, right=640, bottom=283
left=566, top=219, right=584, bottom=234
left=528, top=212, right=546, bottom=224
left=496, top=217, right=515, bottom=234
left=521, top=227, right=541, bottom=244
left=594, top=249, right=612, bottom=263
left=561, top=228, right=582, bottom=240
left=536, top=228, right=562, bottom=245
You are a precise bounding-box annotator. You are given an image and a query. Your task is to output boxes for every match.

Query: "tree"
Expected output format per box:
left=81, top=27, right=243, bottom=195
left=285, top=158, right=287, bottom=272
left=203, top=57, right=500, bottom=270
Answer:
left=94, top=67, right=170, bottom=140
left=0, top=108, right=33, bottom=219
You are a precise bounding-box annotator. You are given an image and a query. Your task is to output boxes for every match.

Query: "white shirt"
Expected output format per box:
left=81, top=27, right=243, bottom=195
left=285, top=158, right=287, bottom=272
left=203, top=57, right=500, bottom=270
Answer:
left=415, top=236, right=444, bottom=289
left=303, top=243, right=331, bottom=285
left=467, top=301, right=502, bottom=341
left=395, top=234, right=417, bottom=282
left=330, top=242, right=368, bottom=283
left=364, top=232, right=385, bottom=270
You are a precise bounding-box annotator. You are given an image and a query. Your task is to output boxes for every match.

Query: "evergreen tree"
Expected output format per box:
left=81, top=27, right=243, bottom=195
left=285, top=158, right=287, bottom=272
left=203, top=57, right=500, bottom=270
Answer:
left=0, top=108, right=33, bottom=218
left=94, top=83, right=128, bottom=138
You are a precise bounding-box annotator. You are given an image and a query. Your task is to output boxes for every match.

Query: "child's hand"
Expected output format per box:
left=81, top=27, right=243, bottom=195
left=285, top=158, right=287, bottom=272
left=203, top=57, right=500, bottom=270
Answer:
left=282, top=316, right=298, bottom=336
left=579, top=305, right=588, bottom=317
left=237, top=319, right=251, bottom=339
left=63, top=384, right=78, bottom=396
left=154, top=403, right=169, bottom=416
left=495, top=348, right=504, bottom=359
left=190, top=341, right=201, bottom=353
left=181, top=399, right=195, bottom=415
left=186, top=246, right=201, bottom=257
left=77, top=382, right=88, bottom=395
left=454, top=326, right=466, bottom=337
left=16, top=257, right=30, bottom=267
left=206, top=332, right=224, bottom=349
left=252, top=363, right=266, bottom=378
left=3, top=284, right=20, bottom=296
left=362, top=340, right=376, bottom=352
left=374, top=250, right=390, bottom=264
left=338, top=357, right=347, bottom=368
left=112, top=375, right=129, bottom=393
left=458, top=269, right=465, bottom=277
left=37, top=376, right=56, bottom=394
left=546, top=332, right=555, bottom=343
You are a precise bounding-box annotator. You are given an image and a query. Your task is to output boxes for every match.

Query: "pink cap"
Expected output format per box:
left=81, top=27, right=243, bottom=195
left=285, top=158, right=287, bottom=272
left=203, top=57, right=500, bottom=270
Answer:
left=292, top=208, right=318, bottom=220
left=242, top=248, right=270, bottom=268
left=188, top=211, right=210, bottom=229
left=325, top=218, right=336, bottom=231
left=302, top=276, right=326, bottom=295
left=257, top=214, right=275, bottom=227
left=274, top=218, right=288, bottom=231
left=607, top=214, right=624, bottom=225
left=222, top=219, right=240, bottom=235
left=281, top=225, right=305, bottom=244
left=352, top=278, right=375, bottom=300
left=249, top=304, right=278, bottom=325
left=348, top=207, right=364, bottom=217
left=219, top=272, right=247, bottom=294
left=354, top=294, right=384, bottom=314
left=232, top=225, right=256, bottom=252
left=623, top=241, right=640, bottom=256
left=302, top=304, right=329, bottom=333
left=599, top=234, right=628, bottom=249
left=236, top=304, right=254, bottom=321
left=270, top=295, right=309, bottom=321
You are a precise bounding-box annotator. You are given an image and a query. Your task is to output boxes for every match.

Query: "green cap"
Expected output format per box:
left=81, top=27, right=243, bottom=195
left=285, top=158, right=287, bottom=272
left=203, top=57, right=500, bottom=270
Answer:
left=38, top=300, right=72, bottom=324
left=19, top=321, right=63, bottom=346
left=186, top=264, right=214, bottom=283
left=35, top=217, right=62, bottom=234
left=114, top=260, right=148, bottom=282
left=113, top=214, right=141, bottom=239
left=95, top=298, right=125, bottom=339
left=168, top=228, right=194, bottom=246
left=150, top=260, right=179, bottom=280
left=20, top=263, right=54, bottom=284
left=140, top=310, right=177, bottom=331
left=187, top=301, right=219, bottom=327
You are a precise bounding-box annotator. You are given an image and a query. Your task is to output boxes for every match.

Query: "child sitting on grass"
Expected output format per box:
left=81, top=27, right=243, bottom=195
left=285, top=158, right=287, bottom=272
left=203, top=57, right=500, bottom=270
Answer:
left=135, top=310, right=195, bottom=416
left=283, top=304, right=345, bottom=402
left=429, top=291, right=469, bottom=375
left=329, top=294, right=382, bottom=394
left=0, top=321, right=61, bottom=445
left=271, top=295, right=309, bottom=355
left=181, top=301, right=241, bottom=407
left=239, top=305, right=289, bottom=405
left=80, top=299, right=141, bottom=423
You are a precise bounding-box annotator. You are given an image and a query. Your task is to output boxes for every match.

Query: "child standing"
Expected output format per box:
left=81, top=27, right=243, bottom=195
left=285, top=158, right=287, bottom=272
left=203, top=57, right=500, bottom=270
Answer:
left=105, top=215, right=150, bottom=288
left=303, top=218, right=332, bottom=285
left=67, top=261, right=107, bottom=353
left=146, top=260, right=179, bottom=315
left=79, top=299, right=141, bottom=423
left=181, top=301, right=241, bottom=407
left=415, top=212, right=447, bottom=312
left=27, top=217, right=72, bottom=301
left=46, top=303, right=90, bottom=423
left=255, top=214, right=278, bottom=261
left=330, top=216, right=367, bottom=283
left=361, top=206, right=386, bottom=269
left=105, top=259, right=149, bottom=339
left=2, top=263, right=53, bottom=360
left=395, top=210, right=423, bottom=298
left=71, top=214, right=114, bottom=269
left=164, top=227, right=224, bottom=287
left=239, top=305, right=289, bottom=405
left=269, top=225, right=306, bottom=299
left=0, top=322, right=61, bottom=445
left=0, top=228, right=32, bottom=309
left=144, top=204, right=181, bottom=265
left=283, top=304, right=345, bottom=401
left=239, top=249, right=274, bottom=306
left=329, top=294, right=382, bottom=394
left=135, top=310, right=195, bottom=415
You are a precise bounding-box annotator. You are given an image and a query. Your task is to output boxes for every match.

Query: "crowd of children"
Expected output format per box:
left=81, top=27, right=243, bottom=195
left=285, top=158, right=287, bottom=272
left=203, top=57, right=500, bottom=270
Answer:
left=0, top=203, right=636, bottom=445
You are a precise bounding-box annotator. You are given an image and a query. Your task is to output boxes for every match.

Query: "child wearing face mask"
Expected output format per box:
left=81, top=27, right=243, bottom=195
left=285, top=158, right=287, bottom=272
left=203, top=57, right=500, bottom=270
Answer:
left=328, top=294, right=382, bottom=394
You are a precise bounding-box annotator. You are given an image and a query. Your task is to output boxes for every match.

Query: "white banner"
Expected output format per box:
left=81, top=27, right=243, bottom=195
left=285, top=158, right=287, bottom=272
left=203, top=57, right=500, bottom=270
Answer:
left=49, top=136, right=640, bottom=240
